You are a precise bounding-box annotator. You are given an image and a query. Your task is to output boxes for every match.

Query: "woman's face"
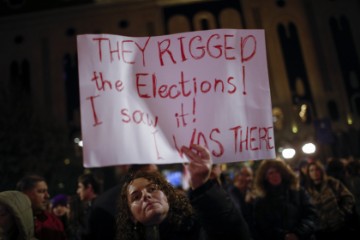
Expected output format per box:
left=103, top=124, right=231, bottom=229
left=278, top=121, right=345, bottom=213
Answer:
left=308, top=165, right=322, bottom=183
left=127, top=178, right=169, bottom=226
left=52, top=205, right=68, bottom=217
left=265, top=167, right=282, bottom=186
left=0, top=204, right=15, bottom=233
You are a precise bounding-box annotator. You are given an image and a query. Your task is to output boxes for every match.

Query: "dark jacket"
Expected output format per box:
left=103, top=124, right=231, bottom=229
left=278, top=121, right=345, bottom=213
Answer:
left=190, top=180, right=252, bottom=240
left=253, top=186, right=317, bottom=240
left=132, top=180, right=252, bottom=240
left=87, top=185, right=121, bottom=240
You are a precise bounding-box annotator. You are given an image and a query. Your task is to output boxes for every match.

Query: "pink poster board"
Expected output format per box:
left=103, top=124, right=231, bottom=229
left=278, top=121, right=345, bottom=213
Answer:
left=77, top=29, right=275, bottom=167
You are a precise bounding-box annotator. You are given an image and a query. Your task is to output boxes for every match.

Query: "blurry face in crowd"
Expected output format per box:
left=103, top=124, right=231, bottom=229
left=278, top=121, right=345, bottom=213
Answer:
left=77, top=183, right=93, bottom=201
left=127, top=178, right=169, bottom=226
left=235, top=167, right=253, bottom=191
left=266, top=167, right=282, bottom=186
left=0, top=204, right=15, bottom=234
left=308, top=165, right=322, bottom=183
left=52, top=205, right=69, bottom=217
left=24, top=181, right=50, bottom=214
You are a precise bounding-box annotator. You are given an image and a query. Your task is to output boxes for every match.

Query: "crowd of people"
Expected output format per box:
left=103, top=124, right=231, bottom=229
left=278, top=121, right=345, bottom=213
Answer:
left=1, top=144, right=360, bottom=240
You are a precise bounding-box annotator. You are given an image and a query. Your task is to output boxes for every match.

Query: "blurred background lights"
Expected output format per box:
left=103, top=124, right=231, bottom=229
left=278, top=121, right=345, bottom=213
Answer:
left=64, top=158, right=71, bottom=165
left=302, top=142, right=316, bottom=154
left=281, top=148, right=296, bottom=159
left=291, top=124, right=298, bottom=134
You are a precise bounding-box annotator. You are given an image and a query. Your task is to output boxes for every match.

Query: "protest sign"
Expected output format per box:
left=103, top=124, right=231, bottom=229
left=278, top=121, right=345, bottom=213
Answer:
left=77, top=29, right=275, bottom=167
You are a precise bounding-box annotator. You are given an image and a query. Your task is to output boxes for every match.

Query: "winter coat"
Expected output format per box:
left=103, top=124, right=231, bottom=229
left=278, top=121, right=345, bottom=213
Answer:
left=306, top=176, right=355, bottom=232
left=253, top=186, right=318, bottom=240
left=189, top=180, right=252, bottom=240
left=0, top=190, right=37, bottom=240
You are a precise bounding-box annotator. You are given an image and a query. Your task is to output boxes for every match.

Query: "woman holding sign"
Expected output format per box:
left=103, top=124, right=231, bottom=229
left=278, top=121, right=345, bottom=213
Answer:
left=115, top=144, right=251, bottom=240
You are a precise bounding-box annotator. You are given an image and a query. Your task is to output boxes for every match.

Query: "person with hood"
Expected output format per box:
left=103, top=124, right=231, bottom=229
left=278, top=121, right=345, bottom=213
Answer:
left=252, top=159, right=318, bottom=240
left=0, top=190, right=37, bottom=240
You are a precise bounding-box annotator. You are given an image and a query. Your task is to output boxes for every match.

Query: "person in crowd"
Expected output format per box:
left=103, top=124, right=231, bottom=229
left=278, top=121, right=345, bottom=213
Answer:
left=0, top=190, right=37, bottom=240
left=325, top=157, right=347, bottom=184
left=116, top=144, right=252, bottom=240
left=87, top=164, right=158, bottom=240
left=297, top=158, right=311, bottom=187
left=252, top=159, right=318, bottom=240
left=16, top=174, right=66, bottom=240
left=304, top=161, right=356, bottom=240
left=75, top=173, right=100, bottom=240
left=51, top=194, right=71, bottom=238
left=228, top=165, right=256, bottom=231
left=345, top=159, right=360, bottom=221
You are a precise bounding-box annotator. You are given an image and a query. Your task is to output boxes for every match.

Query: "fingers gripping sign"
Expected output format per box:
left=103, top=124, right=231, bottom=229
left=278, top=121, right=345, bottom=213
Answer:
left=181, top=144, right=213, bottom=189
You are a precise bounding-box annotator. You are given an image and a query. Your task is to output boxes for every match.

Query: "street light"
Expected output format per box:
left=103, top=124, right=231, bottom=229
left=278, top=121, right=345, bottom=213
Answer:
left=281, top=147, right=296, bottom=159
left=302, top=142, right=316, bottom=154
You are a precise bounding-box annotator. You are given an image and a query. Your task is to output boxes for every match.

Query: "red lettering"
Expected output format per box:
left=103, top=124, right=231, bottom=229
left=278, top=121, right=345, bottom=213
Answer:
left=115, top=80, right=124, bottom=92
left=91, top=71, right=112, bottom=91
left=109, top=41, right=120, bottom=62
left=258, top=126, right=274, bottom=150
left=152, top=130, right=163, bottom=160
left=207, top=34, right=222, bottom=58
left=249, top=127, right=259, bottom=150
left=136, top=73, right=151, bottom=98
left=227, top=77, right=237, bottom=94
left=241, top=35, right=257, bottom=63
left=230, top=125, right=241, bottom=153
left=93, top=37, right=109, bottom=62
left=121, top=40, right=135, bottom=64
left=189, top=36, right=205, bottom=60
left=120, top=108, right=158, bottom=127
left=178, top=36, right=188, bottom=62
left=86, top=95, right=102, bottom=126
left=209, top=128, right=224, bottom=157
left=120, top=109, right=131, bottom=123
left=158, top=38, right=176, bottom=66
left=200, top=81, right=212, bottom=93
left=224, top=34, right=236, bottom=60
left=230, top=125, right=274, bottom=153
left=134, top=37, right=151, bottom=67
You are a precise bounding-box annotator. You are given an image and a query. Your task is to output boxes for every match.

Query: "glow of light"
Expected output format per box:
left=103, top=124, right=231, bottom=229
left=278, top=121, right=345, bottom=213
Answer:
left=299, top=104, right=307, bottom=120
left=347, top=116, right=353, bottom=125
left=78, top=140, right=83, bottom=147
left=281, top=148, right=296, bottom=159
left=64, top=158, right=70, bottom=165
left=74, top=137, right=80, bottom=143
left=292, top=124, right=298, bottom=133
left=302, top=143, right=316, bottom=154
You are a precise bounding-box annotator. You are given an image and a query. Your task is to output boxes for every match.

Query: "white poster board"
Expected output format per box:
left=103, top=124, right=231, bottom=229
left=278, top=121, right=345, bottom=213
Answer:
left=77, top=29, right=275, bottom=167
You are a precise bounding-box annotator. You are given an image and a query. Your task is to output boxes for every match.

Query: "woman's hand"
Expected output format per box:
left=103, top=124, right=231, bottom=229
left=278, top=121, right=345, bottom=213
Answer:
left=181, top=144, right=213, bottom=189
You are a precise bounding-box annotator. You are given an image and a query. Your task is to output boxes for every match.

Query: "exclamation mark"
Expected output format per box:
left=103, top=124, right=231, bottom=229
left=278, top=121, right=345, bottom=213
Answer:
left=192, top=97, right=196, bottom=123
left=242, top=65, right=247, bottom=95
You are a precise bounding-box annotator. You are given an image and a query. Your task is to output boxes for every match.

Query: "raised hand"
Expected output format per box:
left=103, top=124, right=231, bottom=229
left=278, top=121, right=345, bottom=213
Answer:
left=181, top=144, right=213, bottom=189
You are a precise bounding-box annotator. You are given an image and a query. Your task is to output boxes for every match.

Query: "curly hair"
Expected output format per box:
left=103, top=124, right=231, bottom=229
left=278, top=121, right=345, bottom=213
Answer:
left=116, top=171, right=194, bottom=240
left=254, top=159, right=299, bottom=197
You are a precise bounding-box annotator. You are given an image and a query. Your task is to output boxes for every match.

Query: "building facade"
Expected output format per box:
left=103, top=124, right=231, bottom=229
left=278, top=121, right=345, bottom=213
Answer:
left=1, top=0, right=359, bottom=175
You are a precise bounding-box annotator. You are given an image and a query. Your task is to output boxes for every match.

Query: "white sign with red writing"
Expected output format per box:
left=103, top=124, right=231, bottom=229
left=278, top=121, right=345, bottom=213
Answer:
left=77, top=29, right=275, bottom=167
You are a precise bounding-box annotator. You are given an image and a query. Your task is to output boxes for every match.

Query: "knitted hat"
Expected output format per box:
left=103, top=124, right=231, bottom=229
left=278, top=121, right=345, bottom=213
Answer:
left=51, top=194, right=68, bottom=208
